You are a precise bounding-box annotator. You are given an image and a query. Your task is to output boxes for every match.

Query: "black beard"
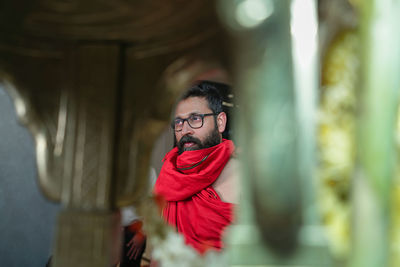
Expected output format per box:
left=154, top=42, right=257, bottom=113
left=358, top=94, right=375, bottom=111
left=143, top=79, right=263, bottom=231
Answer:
left=177, top=127, right=221, bottom=155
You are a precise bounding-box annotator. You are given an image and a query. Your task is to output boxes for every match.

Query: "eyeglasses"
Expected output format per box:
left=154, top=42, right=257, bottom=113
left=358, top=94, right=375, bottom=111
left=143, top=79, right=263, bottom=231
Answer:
left=172, top=113, right=217, bottom=132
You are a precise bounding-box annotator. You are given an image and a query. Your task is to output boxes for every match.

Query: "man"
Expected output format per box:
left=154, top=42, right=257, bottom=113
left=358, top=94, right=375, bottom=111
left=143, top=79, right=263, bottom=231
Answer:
left=154, top=81, right=239, bottom=254
left=120, top=167, right=157, bottom=267
left=120, top=217, right=146, bottom=267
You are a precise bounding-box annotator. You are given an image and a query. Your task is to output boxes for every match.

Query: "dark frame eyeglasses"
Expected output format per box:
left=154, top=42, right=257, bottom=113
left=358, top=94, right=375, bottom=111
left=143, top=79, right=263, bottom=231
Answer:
left=172, top=113, right=217, bottom=132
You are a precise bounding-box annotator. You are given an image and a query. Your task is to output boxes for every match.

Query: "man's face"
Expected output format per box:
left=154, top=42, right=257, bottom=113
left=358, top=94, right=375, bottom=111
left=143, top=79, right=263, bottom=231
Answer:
left=174, top=96, right=226, bottom=154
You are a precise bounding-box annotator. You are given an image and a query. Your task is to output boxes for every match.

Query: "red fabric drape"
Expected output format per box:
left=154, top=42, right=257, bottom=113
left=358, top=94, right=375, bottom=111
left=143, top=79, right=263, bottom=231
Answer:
left=154, top=139, right=235, bottom=253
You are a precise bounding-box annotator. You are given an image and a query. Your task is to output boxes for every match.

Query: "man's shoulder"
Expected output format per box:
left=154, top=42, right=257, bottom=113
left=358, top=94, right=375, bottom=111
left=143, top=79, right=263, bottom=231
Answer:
left=212, top=157, right=240, bottom=204
left=220, top=157, right=239, bottom=180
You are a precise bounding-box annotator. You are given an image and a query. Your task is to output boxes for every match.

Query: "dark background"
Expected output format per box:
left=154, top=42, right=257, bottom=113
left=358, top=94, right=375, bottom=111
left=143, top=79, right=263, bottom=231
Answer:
left=0, top=85, right=60, bottom=267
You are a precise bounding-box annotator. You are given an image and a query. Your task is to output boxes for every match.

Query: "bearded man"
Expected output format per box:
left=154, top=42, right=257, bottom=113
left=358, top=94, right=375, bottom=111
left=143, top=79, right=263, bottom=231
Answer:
left=154, top=81, right=239, bottom=254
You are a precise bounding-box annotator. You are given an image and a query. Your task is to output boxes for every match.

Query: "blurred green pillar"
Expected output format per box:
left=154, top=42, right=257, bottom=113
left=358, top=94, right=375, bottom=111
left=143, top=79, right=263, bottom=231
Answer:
left=351, top=1, right=400, bottom=267
left=218, top=0, right=330, bottom=265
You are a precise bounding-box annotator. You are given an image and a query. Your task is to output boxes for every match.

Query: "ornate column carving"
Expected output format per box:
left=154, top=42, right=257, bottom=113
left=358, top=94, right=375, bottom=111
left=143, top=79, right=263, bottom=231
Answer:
left=0, top=1, right=229, bottom=266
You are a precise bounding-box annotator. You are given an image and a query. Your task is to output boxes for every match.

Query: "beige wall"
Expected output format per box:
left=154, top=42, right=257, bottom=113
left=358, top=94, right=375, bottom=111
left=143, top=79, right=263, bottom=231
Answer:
left=150, top=126, right=174, bottom=176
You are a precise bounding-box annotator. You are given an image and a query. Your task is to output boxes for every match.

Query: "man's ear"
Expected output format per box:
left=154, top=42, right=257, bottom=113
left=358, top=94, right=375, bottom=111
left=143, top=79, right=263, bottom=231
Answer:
left=217, top=112, right=227, bottom=133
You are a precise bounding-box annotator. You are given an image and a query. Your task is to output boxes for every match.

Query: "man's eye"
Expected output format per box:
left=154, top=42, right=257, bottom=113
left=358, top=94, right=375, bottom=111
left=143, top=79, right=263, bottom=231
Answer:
left=175, top=119, right=183, bottom=125
left=190, top=115, right=202, bottom=122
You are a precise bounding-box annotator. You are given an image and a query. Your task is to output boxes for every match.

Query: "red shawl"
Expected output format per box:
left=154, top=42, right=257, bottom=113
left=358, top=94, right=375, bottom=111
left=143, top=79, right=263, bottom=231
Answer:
left=154, top=139, right=235, bottom=254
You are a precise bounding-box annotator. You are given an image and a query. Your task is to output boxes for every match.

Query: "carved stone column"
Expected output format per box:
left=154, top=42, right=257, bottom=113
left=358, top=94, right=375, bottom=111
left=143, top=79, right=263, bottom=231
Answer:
left=0, top=1, right=230, bottom=266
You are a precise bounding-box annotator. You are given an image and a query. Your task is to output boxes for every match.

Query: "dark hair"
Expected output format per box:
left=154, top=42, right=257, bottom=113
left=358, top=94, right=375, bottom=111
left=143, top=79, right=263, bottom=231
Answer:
left=180, top=81, right=225, bottom=114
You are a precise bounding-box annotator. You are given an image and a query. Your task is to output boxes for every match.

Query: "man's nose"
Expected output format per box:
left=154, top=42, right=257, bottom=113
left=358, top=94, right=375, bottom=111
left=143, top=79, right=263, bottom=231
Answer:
left=181, top=120, right=194, bottom=135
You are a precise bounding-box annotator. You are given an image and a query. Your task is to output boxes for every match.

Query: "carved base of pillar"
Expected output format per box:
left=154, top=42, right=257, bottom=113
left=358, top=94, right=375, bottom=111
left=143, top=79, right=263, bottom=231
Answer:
left=52, top=210, right=121, bottom=267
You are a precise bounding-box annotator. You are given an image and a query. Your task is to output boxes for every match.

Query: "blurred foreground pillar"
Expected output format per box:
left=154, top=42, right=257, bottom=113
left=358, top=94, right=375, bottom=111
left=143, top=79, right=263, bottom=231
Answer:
left=351, top=1, right=400, bottom=267
left=218, top=0, right=332, bottom=266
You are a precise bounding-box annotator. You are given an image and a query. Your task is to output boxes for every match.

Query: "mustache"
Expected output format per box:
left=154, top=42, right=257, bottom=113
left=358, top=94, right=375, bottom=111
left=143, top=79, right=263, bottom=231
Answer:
left=178, top=135, right=201, bottom=148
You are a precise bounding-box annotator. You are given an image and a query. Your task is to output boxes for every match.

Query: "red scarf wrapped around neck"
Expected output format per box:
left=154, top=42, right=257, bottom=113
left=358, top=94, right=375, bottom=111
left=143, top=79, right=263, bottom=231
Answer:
left=154, top=139, right=235, bottom=254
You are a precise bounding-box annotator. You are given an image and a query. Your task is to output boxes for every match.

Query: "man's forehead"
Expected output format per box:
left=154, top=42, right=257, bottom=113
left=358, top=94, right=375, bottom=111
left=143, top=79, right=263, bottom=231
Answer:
left=174, top=96, right=210, bottom=117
